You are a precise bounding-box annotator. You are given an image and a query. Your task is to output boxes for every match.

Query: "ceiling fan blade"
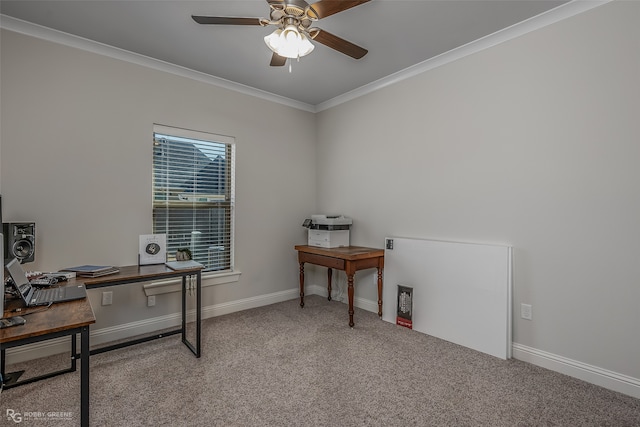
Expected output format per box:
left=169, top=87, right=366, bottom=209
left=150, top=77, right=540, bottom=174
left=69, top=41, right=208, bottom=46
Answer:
left=191, top=16, right=262, bottom=25
left=312, top=29, right=367, bottom=59
left=307, top=0, right=371, bottom=20
left=270, top=53, right=287, bottom=67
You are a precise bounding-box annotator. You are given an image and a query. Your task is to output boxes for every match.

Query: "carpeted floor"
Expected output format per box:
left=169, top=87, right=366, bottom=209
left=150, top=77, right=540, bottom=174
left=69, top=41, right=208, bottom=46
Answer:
left=2, top=295, right=639, bottom=426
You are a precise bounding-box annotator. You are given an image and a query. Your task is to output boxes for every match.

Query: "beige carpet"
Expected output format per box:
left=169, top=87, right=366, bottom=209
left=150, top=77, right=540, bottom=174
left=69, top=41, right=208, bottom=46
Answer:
left=2, top=295, right=639, bottom=426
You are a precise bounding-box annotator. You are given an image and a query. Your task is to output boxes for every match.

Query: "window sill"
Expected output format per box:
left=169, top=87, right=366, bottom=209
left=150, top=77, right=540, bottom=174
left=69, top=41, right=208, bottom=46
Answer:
left=143, top=270, right=241, bottom=296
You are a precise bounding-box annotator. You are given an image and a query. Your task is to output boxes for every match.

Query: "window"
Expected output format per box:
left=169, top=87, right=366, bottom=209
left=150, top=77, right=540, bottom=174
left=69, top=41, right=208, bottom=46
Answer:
left=152, top=124, right=235, bottom=272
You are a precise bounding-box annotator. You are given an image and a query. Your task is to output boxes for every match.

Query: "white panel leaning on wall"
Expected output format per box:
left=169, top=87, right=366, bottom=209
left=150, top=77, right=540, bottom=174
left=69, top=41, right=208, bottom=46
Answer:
left=382, top=237, right=512, bottom=360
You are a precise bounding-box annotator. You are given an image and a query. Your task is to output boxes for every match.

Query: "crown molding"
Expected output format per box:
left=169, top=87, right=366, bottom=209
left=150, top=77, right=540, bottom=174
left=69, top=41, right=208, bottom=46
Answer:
left=315, top=0, right=611, bottom=112
left=0, top=14, right=317, bottom=113
left=2, top=1, right=610, bottom=114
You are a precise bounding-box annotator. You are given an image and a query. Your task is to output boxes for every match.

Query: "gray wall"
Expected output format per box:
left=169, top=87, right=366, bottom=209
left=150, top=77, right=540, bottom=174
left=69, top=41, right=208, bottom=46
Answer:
left=0, top=30, right=316, bottom=330
left=1, top=0, right=638, bottom=396
left=316, top=1, right=639, bottom=381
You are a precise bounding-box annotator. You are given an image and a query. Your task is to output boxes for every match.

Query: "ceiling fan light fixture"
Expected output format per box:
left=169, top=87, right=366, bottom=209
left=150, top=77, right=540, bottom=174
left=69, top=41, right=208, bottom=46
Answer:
left=264, top=25, right=314, bottom=59
left=194, top=0, right=371, bottom=67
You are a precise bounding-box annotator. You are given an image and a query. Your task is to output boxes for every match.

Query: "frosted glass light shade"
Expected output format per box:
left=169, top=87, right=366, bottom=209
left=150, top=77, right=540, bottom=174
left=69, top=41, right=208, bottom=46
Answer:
left=264, top=25, right=314, bottom=59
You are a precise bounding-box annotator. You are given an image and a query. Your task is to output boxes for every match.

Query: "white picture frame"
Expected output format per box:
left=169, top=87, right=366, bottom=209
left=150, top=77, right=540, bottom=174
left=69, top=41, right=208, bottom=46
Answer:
left=139, top=234, right=167, bottom=265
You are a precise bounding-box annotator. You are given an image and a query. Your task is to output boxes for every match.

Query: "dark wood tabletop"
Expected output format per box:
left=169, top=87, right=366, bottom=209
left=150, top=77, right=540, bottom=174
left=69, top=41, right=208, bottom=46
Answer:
left=294, top=245, right=385, bottom=260
left=80, top=264, right=203, bottom=289
left=1, top=292, right=95, bottom=344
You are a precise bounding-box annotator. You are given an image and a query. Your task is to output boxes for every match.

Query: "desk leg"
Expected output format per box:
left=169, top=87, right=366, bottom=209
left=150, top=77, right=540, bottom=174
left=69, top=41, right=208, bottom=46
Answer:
left=1, top=347, right=5, bottom=379
left=182, top=276, right=187, bottom=342
left=1, top=347, right=24, bottom=387
left=71, top=333, right=77, bottom=372
left=196, top=271, right=202, bottom=358
left=377, top=267, right=383, bottom=318
left=299, top=262, right=305, bottom=308
left=327, top=268, right=332, bottom=301
left=179, top=273, right=201, bottom=358
left=80, top=325, right=90, bottom=427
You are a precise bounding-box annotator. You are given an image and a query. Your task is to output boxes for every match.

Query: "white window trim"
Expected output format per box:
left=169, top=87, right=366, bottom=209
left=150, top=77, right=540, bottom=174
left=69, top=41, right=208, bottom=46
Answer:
left=143, top=270, right=241, bottom=296
left=152, top=123, right=236, bottom=273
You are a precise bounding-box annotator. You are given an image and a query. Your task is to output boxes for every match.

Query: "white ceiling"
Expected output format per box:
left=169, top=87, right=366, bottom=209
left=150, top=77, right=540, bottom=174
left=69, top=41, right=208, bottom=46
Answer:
left=1, top=1, right=577, bottom=109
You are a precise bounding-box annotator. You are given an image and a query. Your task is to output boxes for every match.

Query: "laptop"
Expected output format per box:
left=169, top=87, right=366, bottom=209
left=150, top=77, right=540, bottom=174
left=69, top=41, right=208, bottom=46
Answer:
left=5, top=258, right=87, bottom=307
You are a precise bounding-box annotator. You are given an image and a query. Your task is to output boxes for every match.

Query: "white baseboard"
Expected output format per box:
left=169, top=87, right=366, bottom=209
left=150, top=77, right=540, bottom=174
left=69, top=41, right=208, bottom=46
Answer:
left=513, top=343, right=640, bottom=399
left=307, top=283, right=380, bottom=314
left=202, top=288, right=300, bottom=318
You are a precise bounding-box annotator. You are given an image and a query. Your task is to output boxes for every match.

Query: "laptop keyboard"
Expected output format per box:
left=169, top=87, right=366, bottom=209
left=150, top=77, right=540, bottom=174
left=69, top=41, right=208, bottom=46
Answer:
left=34, top=287, right=64, bottom=304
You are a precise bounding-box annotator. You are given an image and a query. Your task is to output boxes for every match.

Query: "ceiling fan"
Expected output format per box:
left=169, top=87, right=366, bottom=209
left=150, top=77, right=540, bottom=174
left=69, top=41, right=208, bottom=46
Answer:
left=192, top=0, right=371, bottom=67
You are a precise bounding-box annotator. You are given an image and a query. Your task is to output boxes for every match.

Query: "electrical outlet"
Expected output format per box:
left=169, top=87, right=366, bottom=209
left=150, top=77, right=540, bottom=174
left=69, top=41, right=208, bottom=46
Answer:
left=102, top=291, right=113, bottom=306
left=147, top=295, right=156, bottom=307
left=521, top=303, right=532, bottom=320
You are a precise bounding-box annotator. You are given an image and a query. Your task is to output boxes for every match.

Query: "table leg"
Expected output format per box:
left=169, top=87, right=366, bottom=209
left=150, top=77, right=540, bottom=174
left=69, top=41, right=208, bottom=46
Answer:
left=347, top=273, right=355, bottom=327
left=299, top=262, right=305, bottom=308
left=80, top=325, right=90, bottom=427
left=377, top=267, right=383, bottom=318
left=327, top=268, right=332, bottom=301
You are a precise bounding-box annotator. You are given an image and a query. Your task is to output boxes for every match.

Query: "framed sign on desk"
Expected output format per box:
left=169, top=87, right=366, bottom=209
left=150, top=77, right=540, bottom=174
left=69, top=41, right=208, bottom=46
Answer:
left=139, top=234, right=167, bottom=265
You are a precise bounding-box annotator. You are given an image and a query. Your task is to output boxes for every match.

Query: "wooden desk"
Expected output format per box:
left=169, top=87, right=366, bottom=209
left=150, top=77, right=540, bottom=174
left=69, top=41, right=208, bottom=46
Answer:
left=295, top=245, right=384, bottom=327
left=80, top=264, right=203, bottom=357
left=1, top=296, right=95, bottom=427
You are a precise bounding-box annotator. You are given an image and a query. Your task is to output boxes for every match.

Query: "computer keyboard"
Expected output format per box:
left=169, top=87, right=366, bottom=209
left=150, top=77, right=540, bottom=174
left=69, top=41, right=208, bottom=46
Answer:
left=34, top=287, right=64, bottom=303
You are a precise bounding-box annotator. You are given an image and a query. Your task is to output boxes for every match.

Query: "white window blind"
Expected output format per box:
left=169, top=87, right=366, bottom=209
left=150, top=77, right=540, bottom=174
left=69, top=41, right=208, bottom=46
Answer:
left=152, top=124, right=235, bottom=272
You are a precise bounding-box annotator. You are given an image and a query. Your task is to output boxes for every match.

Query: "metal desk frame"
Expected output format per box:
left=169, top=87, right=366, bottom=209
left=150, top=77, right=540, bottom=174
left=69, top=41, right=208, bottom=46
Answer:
left=83, top=265, right=202, bottom=358
left=1, top=297, right=94, bottom=427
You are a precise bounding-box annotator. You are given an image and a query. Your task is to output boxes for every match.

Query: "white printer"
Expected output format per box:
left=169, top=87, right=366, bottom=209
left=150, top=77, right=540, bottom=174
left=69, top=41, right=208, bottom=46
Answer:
left=302, top=215, right=352, bottom=248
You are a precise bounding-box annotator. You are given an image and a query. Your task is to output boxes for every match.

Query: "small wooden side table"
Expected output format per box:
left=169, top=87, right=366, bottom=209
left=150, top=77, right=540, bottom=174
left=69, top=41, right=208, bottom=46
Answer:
left=295, top=245, right=384, bottom=327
